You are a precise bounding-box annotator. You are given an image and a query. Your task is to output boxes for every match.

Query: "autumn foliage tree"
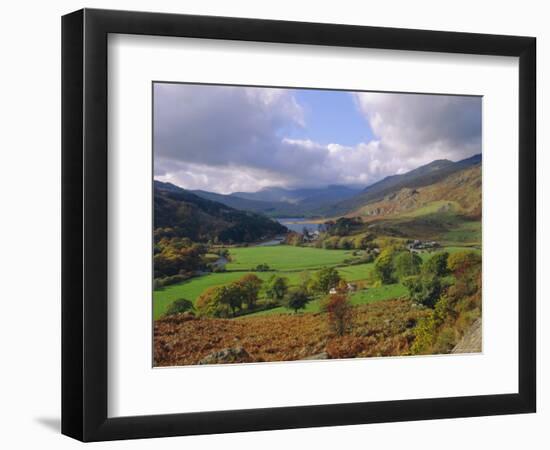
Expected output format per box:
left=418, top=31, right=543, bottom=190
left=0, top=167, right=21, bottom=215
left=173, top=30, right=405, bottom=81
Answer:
left=323, top=293, right=353, bottom=336
left=234, top=274, right=263, bottom=309
left=196, top=286, right=231, bottom=318
left=196, top=274, right=264, bottom=317
left=153, top=237, right=207, bottom=278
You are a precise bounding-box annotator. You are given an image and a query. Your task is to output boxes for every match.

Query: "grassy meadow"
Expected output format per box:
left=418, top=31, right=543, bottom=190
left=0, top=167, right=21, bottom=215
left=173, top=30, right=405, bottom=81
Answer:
left=225, top=245, right=355, bottom=271
left=153, top=245, right=377, bottom=319
left=152, top=244, right=477, bottom=319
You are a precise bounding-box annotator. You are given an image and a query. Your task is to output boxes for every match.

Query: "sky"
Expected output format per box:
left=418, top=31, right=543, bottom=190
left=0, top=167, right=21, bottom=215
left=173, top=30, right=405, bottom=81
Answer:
left=153, top=83, right=481, bottom=194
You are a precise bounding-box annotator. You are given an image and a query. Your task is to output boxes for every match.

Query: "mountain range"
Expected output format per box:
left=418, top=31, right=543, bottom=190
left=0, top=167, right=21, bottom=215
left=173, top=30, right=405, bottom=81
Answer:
left=191, top=185, right=361, bottom=217
left=187, top=154, right=481, bottom=218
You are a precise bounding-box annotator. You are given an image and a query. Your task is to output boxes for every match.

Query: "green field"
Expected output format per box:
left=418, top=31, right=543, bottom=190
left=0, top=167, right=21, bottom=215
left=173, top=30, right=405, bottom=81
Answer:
left=154, top=271, right=272, bottom=319
left=152, top=260, right=375, bottom=319
left=242, top=283, right=408, bottom=318
left=153, top=244, right=475, bottom=319
left=226, top=245, right=356, bottom=271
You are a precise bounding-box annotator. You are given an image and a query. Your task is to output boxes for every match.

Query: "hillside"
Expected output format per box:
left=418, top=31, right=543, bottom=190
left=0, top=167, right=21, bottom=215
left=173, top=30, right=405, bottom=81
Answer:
left=334, top=164, right=482, bottom=246
left=154, top=299, right=430, bottom=366
left=350, top=164, right=481, bottom=219
left=188, top=156, right=481, bottom=219
left=322, top=154, right=481, bottom=216
left=154, top=181, right=287, bottom=243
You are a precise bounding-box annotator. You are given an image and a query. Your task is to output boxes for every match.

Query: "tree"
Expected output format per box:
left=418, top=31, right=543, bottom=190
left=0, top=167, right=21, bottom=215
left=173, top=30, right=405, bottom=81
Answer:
left=337, top=237, right=353, bottom=250
left=153, top=238, right=207, bottom=278
left=285, top=232, right=302, bottom=246
left=411, top=295, right=452, bottom=354
left=298, top=271, right=312, bottom=292
left=284, top=288, right=311, bottom=313
left=393, top=251, right=422, bottom=280
left=422, top=252, right=449, bottom=277
left=235, top=274, right=263, bottom=309
left=164, top=298, right=194, bottom=316
left=373, top=247, right=397, bottom=285
left=353, top=234, right=373, bottom=250
left=323, top=293, right=353, bottom=336
left=312, top=266, right=341, bottom=293
left=221, top=284, right=244, bottom=315
left=447, top=251, right=481, bottom=275
left=264, top=275, right=289, bottom=303
left=447, top=251, right=482, bottom=300
left=196, top=284, right=241, bottom=317
left=196, top=286, right=231, bottom=318
left=403, top=274, right=443, bottom=308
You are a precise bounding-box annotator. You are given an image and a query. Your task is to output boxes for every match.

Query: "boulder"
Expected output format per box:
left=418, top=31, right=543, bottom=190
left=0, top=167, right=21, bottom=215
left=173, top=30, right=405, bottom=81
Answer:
left=301, top=352, right=329, bottom=360
left=198, top=347, right=252, bottom=365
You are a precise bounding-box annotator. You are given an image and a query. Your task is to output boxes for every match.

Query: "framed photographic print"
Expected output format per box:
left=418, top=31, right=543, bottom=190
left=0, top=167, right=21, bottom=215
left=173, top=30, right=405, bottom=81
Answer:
left=62, top=8, right=536, bottom=441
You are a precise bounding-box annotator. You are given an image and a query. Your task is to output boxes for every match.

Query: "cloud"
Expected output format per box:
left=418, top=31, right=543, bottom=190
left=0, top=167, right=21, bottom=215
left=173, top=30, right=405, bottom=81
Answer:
left=154, top=84, right=481, bottom=194
left=353, top=92, right=481, bottom=169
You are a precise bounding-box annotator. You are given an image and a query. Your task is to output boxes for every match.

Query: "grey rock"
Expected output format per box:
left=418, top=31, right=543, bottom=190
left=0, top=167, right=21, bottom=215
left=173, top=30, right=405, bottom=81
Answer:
left=301, top=352, right=329, bottom=360
left=198, top=346, right=252, bottom=365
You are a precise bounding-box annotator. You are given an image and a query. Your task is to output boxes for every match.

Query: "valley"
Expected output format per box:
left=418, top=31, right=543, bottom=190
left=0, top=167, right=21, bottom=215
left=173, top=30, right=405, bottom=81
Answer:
left=153, top=154, right=482, bottom=365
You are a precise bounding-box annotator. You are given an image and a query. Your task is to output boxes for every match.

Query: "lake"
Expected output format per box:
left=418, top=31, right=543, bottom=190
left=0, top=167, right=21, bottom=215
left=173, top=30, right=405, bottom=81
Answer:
left=277, top=218, right=322, bottom=234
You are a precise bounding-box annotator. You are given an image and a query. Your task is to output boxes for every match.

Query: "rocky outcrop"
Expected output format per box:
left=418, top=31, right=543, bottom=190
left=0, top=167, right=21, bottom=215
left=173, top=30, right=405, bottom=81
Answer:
left=452, top=318, right=482, bottom=354
left=198, top=347, right=252, bottom=365
left=301, top=352, right=329, bottom=360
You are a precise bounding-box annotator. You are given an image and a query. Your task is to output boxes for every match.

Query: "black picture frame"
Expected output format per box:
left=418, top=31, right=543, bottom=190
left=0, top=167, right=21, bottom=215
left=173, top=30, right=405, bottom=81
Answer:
left=62, top=8, right=536, bottom=442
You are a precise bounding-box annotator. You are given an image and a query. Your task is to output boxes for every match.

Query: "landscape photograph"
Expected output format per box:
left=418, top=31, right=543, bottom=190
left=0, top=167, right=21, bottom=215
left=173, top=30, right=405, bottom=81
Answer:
left=152, top=83, right=482, bottom=367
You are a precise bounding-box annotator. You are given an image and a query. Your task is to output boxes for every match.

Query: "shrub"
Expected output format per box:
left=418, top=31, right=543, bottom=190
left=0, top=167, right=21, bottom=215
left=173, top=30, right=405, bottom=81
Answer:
left=433, top=327, right=457, bottom=353
left=411, top=315, right=436, bottom=354
left=255, top=263, right=270, bottom=272
left=164, top=298, right=194, bottom=316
